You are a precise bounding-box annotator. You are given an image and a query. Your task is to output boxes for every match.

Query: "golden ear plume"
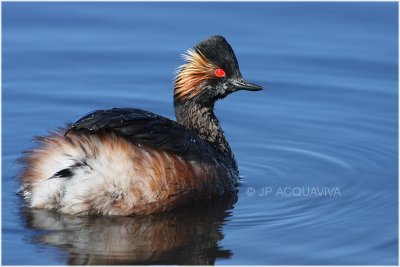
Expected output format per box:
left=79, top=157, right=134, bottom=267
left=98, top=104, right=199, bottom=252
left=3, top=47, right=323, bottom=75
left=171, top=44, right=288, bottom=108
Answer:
left=174, top=49, right=215, bottom=101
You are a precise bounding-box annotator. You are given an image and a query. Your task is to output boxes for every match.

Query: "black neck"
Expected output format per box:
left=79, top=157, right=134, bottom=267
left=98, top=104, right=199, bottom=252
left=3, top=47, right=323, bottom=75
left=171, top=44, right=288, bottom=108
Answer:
left=174, top=99, right=234, bottom=160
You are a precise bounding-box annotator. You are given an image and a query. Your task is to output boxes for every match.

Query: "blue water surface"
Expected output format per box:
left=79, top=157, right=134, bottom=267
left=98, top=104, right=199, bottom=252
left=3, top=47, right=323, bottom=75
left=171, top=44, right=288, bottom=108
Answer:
left=2, top=2, right=398, bottom=265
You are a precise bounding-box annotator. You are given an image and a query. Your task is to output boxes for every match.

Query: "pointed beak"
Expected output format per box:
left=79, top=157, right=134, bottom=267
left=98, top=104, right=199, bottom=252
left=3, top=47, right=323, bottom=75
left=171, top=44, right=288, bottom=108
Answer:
left=231, top=78, right=263, bottom=91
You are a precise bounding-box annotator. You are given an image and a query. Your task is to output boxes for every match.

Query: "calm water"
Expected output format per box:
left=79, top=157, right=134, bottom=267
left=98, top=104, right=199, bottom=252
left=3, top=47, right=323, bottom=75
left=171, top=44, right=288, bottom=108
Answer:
left=2, top=2, right=398, bottom=265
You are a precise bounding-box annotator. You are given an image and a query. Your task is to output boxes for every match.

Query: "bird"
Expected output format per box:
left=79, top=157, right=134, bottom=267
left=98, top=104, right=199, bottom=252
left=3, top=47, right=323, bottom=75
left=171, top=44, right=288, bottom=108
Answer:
left=19, top=35, right=262, bottom=216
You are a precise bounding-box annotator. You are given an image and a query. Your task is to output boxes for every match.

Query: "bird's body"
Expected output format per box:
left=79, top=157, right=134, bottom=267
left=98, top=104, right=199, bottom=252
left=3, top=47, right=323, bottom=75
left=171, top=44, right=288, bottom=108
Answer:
left=21, top=109, right=237, bottom=215
left=19, top=36, right=262, bottom=216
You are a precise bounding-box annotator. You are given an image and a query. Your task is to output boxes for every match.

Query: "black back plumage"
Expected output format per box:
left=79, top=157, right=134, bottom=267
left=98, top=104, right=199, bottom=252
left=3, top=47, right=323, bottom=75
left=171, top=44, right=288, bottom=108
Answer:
left=66, top=108, right=218, bottom=160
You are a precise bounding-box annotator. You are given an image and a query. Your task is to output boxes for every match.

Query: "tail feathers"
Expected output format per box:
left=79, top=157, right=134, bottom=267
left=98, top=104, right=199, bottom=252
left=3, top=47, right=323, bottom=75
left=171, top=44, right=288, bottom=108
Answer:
left=23, top=159, right=92, bottom=210
left=49, top=160, right=93, bottom=180
left=51, top=168, right=73, bottom=179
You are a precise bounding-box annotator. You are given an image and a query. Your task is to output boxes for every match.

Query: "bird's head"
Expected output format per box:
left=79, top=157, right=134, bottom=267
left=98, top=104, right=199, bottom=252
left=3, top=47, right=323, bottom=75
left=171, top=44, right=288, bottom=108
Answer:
left=174, top=35, right=262, bottom=105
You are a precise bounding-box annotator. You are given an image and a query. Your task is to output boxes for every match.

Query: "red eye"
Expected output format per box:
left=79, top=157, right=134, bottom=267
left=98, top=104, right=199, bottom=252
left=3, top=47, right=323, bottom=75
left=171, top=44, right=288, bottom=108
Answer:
left=215, top=68, right=226, bottom=78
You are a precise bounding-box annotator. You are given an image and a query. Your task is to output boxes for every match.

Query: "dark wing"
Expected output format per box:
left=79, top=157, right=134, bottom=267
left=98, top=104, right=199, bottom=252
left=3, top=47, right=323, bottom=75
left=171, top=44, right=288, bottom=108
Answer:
left=66, top=108, right=214, bottom=157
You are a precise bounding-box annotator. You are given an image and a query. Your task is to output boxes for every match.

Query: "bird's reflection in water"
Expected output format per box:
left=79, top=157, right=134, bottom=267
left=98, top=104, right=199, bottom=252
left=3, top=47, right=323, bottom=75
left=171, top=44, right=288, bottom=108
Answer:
left=21, top=191, right=237, bottom=265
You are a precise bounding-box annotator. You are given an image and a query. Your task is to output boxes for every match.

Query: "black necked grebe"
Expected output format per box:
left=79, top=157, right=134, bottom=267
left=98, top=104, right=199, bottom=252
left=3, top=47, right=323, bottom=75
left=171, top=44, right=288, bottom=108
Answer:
left=19, top=35, right=262, bottom=216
